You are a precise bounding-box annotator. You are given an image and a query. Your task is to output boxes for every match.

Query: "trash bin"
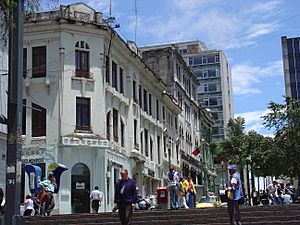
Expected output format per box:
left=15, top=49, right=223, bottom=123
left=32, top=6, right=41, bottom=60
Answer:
left=156, top=187, right=168, bottom=210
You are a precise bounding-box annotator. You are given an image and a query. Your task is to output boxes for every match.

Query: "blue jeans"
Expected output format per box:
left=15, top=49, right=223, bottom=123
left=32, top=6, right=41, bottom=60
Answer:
left=169, top=185, right=179, bottom=209
left=186, top=192, right=195, bottom=208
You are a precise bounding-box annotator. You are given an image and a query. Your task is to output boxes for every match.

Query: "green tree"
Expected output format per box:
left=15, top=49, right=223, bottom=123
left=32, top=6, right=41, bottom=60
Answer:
left=263, top=97, right=300, bottom=180
left=215, top=117, right=246, bottom=163
left=0, top=0, right=58, bottom=43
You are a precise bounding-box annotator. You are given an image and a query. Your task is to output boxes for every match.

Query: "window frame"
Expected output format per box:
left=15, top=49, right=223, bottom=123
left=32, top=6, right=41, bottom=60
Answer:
left=32, top=46, right=46, bottom=78
left=76, top=97, right=91, bottom=131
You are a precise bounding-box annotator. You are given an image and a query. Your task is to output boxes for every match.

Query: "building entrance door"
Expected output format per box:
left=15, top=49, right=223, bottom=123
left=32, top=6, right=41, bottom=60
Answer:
left=71, top=163, right=90, bottom=213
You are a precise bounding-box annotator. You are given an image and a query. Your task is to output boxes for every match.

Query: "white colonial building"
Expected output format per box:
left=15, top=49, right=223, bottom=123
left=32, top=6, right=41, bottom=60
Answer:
left=21, top=3, right=181, bottom=213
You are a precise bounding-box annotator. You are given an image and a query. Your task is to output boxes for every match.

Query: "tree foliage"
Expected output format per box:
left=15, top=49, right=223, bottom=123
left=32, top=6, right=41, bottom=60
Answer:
left=263, top=97, right=300, bottom=177
left=0, top=0, right=58, bottom=44
left=216, top=97, right=300, bottom=178
left=215, top=117, right=246, bottom=164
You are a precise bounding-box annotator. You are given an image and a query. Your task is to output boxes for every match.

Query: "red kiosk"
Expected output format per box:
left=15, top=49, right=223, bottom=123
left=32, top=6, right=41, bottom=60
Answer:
left=156, top=187, right=168, bottom=210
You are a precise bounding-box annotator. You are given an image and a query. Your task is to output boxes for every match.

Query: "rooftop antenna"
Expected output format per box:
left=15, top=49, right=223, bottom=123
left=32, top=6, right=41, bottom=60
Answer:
left=106, top=0, right=120, bottom=56
left=109, top=0, right=112, bottom=17
left=134, top=0, right=138, bottom=43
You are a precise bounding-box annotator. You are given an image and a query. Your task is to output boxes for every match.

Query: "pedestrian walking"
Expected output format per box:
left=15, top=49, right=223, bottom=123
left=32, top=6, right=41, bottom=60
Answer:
left=226, top=164, right=243, bottom=225
left=251, top=188, right=259, bottom=206
left=186, top=176, right=196, bottom=208
left=178, top=177, right=189, bottom=209
left=90, top=186, right=103, bottom=213
left=39, top=174, right=56, bottom=216
left=114, top=169, right=137, bottom=225
left=167, top=166, right=179, bottom=209
left=23, top=194, right=34, bottom=216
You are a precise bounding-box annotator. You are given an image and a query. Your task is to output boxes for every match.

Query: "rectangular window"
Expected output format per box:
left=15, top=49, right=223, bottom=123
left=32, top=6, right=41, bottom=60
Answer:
left=75, top=50, right=89, bottom=78
left=134, top=119, right=138, bottom=147
left=106, top=111, right=111, bottom=140
left=175, top=117, right=178, bottom=131
left=133, top=80, right=137, bottom=102
left=156, top=99, right=160, bottom=120
left=149, top=94, right=152, bottom=116
left=210, top=98, right=218, bottom=106
left=23, top=48, right=27, bottom=78
left=105, top=56, right=110, bottom=84
left=32, top=103, right=46, bottom=137
left=145, top=129, right=148, bottom=157
left=119, top=67, right=124, bottom=94
left=157, top=136, right=161, bottom=164
left=32, top=46, right=46, bottom=78
left=113, top=109, right=118, bottom=142
left=112, top=61, right=118, bottom=90
left=208, top=83, right=217, bottom=92
left=163, top=136, right=167, bottom=157
left=140, top=132, right=143, bottom=155
left=76, top=97, right=90, bottom=131
left=139, top=85, right=142, bottom=107
left=215, top=55, right=220, bottom=62
left=176, top=144, right=179, bottom=162
left=121, top=120, right=125, bottom=147
left=162, top=106, right=165, bottom=121
left=150, top=138, right=153, bottom=161
left=203, top=70, right=208, bottom=78
left=22, top=99, right=26, bottom=135
left=143, top=89, right=148, bottom=113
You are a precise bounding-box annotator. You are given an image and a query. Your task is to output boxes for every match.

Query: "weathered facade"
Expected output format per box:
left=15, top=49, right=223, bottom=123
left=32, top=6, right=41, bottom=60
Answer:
left=141, top=45, right=216, bottom=193
left=21, top=3, right=181, bottom=213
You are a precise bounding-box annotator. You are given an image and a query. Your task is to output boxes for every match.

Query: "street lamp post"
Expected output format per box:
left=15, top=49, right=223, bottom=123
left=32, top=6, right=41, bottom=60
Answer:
left=4, top=0, right=25, bottom=225
left=221, top=161, right=224, bottom=189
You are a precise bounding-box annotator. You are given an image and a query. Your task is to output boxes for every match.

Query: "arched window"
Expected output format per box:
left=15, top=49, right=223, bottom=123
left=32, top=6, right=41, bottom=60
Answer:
left=75, top=41, right=90, bottom=78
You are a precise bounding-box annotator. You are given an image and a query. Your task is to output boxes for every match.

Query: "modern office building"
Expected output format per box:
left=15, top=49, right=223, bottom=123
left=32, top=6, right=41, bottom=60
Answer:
left=281, top=36, right=300, bottom=100
left=177, top=41, right=234, bottom=141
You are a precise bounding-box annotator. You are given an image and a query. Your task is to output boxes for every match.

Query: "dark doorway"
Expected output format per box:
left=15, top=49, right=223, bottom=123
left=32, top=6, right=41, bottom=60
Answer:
left=71, top=163, right=90, bottom=213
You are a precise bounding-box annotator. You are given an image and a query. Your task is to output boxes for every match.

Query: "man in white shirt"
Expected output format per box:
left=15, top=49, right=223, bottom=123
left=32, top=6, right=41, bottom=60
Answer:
left=90, top=186, right=103, bottom=213
left=267, top=180, right=278, bottom=204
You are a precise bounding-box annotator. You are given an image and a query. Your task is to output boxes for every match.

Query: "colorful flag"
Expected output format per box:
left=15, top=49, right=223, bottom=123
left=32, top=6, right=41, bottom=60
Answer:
left=192, top=144, right=201, bottom=156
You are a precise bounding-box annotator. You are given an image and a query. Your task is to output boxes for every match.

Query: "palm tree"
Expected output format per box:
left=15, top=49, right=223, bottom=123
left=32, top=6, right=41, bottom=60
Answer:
left=227, top=117, right=245, bottom=137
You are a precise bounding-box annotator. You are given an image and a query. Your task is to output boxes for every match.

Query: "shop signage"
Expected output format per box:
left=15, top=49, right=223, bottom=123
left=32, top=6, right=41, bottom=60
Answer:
left=76, top=182, right=85, bottom=190
left=21, top=158, right=45, bottom=164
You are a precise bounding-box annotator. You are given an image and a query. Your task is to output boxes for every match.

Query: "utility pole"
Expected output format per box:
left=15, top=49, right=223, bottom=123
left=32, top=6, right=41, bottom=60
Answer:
left=5, top=0, right=24, bottom=224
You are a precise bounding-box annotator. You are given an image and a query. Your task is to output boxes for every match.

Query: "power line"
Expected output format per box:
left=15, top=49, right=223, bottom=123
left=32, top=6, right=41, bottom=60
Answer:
left=206, top=12, right=300, bottom=49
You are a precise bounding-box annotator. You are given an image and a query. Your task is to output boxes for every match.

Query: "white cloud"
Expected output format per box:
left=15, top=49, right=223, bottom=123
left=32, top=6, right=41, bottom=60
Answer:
left=235, top=109, right=273, bottom=136
left=232, top=60, right=283, bottom=96
left=246, top=0, right=282, bottom=14
left=246, top=23, right=279, bottom=39
left=123, top=0, right=283, bottom=50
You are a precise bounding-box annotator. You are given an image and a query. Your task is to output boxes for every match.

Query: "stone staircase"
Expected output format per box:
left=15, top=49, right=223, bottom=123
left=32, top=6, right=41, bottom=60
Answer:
left=24, top=204, right=300, bottom=225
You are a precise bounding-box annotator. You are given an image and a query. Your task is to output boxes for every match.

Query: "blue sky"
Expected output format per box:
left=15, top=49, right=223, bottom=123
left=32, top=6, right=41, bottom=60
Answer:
left=61, top=0, right=300, bottom=136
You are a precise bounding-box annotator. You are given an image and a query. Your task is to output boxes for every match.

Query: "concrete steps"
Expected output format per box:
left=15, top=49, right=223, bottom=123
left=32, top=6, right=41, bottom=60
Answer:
left=24, top=204, right=300, bottom=225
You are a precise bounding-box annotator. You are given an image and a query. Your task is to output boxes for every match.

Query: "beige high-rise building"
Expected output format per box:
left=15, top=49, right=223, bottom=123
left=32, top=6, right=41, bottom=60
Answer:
left=177, top=41, right=234, bottom=141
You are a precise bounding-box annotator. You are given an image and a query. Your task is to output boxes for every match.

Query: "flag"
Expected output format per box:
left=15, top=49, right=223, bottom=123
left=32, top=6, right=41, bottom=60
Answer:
left=192, top=144, right=201, bottom=156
